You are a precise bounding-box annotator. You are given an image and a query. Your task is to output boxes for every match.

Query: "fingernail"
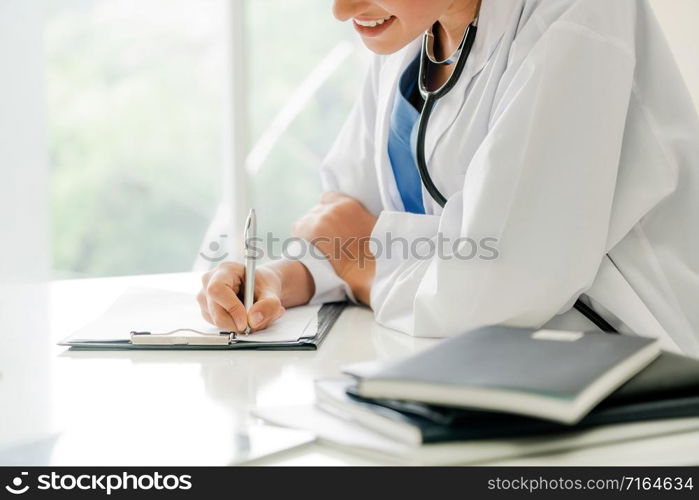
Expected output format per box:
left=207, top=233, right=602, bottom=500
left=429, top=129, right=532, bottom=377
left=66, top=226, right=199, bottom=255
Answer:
left=251, top=312, right=264, bottom=328
left=235, top=318, right=247, bottom=332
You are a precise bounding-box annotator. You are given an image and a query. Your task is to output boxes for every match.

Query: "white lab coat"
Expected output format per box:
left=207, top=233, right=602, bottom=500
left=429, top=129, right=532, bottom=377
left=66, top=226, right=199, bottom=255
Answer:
left=298, top=0, right=699, bottom=356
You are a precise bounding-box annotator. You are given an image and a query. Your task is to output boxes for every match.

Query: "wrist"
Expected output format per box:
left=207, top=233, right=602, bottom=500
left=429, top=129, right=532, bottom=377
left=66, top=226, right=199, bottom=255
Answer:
left=341, top=259, right=374, bottom=306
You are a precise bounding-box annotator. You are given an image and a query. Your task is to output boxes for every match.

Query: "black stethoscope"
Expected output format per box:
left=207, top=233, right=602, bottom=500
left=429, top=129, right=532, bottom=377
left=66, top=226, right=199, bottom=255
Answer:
left=414, top=16, right=618, bottom=334
left=416, top=17, right=479, bottom=208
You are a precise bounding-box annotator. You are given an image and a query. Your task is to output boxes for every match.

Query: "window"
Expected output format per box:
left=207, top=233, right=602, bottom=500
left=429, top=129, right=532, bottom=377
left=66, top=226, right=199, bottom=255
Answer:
left=46, top=0, right=367, bottom=278
left=247, top=1, right=367, bottom=245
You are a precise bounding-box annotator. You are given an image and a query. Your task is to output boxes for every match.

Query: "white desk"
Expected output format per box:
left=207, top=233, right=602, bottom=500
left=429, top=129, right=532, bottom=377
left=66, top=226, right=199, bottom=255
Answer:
left=1, top=272, right=698, bottom=466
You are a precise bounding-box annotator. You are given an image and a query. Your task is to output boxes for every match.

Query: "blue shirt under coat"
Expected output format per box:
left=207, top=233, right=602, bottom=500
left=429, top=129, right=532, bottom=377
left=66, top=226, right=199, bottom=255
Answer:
left=387, top=55, right=425, bottom=215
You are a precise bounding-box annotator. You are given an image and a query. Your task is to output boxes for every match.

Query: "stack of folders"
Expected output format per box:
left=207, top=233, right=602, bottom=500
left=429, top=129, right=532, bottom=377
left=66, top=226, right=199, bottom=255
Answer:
left=314, top=326, right=699, bottom=446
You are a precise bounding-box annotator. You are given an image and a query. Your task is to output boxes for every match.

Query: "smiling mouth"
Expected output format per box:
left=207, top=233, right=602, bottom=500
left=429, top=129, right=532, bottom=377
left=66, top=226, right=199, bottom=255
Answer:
left=353, top=15, right=392, bottom=27
left=352, top=15, right=396, bottom=37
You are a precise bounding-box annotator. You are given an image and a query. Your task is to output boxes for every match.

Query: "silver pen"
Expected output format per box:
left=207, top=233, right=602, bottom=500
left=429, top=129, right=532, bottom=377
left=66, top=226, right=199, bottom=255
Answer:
left=243, top=209, right=256, bottom=335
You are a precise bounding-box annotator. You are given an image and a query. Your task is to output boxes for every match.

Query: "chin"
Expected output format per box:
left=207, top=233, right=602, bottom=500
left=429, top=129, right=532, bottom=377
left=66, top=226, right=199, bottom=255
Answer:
left=361, top=38, right=407, bottom=55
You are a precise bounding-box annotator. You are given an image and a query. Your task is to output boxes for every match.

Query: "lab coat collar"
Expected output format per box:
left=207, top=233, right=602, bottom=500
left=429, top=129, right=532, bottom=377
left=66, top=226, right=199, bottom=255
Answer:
left=471, top=0, right=524, bottom=80
left=422, top=0, right=525, bottom=183
left=374, top=0, right=524, bottom=213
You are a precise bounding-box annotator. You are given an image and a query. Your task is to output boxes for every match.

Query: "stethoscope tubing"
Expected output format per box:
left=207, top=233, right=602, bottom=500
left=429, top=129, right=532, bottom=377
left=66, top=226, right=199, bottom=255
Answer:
left=416, top=22, right=478, bottom=208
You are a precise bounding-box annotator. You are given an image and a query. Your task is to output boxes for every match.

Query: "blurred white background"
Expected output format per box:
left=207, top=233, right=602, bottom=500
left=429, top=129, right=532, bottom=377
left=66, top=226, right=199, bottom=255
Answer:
left=44, top=0, right=368, bottom=278
left=1, top=0, right=51, bottom=449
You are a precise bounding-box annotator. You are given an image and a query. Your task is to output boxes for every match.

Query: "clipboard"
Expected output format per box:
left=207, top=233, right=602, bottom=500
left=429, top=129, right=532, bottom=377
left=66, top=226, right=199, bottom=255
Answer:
left=58, top=287, right=346, bottom=351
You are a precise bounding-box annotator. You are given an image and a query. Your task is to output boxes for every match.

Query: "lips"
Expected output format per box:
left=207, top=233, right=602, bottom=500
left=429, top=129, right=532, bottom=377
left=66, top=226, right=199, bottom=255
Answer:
left=352, top=15, right=396, bottom=38
left=353, top=15, right=392, bottom=27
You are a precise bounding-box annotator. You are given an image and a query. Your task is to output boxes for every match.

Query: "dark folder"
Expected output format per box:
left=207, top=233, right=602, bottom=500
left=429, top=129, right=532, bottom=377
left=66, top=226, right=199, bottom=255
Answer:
left=342, top=352, right=699, bottom=443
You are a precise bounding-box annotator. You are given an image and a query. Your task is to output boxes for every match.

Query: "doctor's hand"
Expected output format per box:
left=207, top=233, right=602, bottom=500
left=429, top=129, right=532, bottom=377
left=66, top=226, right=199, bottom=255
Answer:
left=197, top=260, right=315, bottom=333
left=293, top=192, right=377, bottom=305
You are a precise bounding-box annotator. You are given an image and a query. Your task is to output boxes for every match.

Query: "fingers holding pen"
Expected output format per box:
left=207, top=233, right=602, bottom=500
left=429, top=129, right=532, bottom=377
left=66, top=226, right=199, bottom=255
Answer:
left=202, top=264, right=249, bottom=332
left=247, top=292, right=285, bottom=332
left=199, top=262, right=287, bottom=333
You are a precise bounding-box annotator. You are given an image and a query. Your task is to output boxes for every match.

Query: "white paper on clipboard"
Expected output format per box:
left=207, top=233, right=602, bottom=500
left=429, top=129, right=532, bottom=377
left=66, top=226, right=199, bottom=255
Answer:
left=62, top=287, right=321, bottom=345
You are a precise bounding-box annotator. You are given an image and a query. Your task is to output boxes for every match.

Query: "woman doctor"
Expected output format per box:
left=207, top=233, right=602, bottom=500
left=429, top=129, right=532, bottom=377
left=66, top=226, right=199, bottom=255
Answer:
left=198, top=0, right=699, bottom=356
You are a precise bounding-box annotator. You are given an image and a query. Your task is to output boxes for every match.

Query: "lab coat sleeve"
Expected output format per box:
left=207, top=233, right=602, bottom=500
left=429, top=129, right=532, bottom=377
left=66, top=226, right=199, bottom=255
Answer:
left=371, top=22, right=638, bottom=336
left=296, top=55, right=385, bottom=304
left=291, top=243, right=356, bottom=304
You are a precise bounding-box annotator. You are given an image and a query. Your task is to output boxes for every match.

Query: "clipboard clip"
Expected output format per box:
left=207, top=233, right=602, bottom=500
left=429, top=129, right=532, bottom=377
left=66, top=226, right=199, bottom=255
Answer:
left=130, top=329, right=237, bottom=346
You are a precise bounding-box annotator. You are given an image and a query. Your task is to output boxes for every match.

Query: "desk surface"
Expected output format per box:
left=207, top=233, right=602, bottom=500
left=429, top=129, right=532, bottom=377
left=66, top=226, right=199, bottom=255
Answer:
left=1, top=272, right=698, bottom=466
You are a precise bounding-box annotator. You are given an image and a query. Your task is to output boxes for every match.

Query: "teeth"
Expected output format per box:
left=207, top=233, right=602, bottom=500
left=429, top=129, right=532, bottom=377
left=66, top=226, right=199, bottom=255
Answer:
left=354, top=16, right=392, bottom=28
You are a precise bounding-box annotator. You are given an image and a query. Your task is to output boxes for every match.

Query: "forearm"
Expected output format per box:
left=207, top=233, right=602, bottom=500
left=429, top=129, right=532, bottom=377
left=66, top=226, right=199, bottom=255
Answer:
left=292, top=193, right=378, bottom=306
left=263, top=259, right=315, bottom=308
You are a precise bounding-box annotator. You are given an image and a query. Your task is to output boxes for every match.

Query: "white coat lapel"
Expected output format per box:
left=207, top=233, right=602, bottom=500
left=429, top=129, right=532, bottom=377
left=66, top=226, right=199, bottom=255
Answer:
left=423, top=0, right=525, bottom=212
